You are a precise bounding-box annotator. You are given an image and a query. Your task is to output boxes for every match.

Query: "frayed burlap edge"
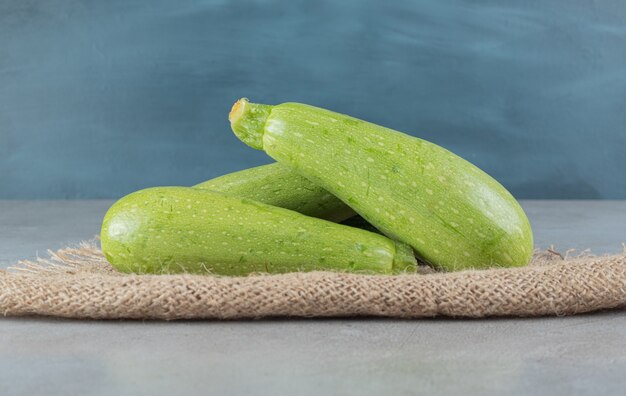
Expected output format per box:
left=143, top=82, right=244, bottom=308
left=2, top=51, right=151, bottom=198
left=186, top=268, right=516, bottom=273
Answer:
left=1, top=241, right=625, bottom=320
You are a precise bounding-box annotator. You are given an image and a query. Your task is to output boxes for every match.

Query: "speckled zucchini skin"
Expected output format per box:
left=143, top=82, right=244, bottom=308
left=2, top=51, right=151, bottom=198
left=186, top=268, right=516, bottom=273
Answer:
left=194, top=164, right=415, bottom=270
left=101, top=187, right=416, bottom=275
left=194, top=162, right=355, bottom=222
left=230, top=99, right=533, bottom=271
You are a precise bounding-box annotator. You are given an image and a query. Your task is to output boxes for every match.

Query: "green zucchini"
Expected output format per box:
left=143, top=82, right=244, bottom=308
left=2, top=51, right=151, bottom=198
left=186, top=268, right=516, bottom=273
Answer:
left=194, top=164, right=415, bottom=265
left=229, top=98, right=533, bottom=271
left=194, top=162, right=355, bottom=222
left=101, top=187, right=417, bottom=275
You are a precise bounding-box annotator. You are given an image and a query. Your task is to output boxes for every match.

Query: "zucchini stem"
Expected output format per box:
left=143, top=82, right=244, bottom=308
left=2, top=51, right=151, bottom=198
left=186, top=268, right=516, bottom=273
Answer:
left=229, top=98, right=272, bottom=150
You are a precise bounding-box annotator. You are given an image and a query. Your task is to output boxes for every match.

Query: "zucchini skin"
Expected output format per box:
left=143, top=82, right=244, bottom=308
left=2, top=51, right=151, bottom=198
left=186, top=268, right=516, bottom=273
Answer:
left=101, top=187, right=416, bottom=276
left=230, top=99, right=533, bottom=271
left=194, top=162, right=355, bottom=222
left=195, top=164, right=414, bottom=271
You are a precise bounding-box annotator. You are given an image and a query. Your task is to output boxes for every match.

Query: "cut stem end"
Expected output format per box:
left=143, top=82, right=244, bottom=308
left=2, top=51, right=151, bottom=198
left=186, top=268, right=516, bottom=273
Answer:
left=229, top=98, right=248, bottom=124
left=229, top=98, right=272, bottom=150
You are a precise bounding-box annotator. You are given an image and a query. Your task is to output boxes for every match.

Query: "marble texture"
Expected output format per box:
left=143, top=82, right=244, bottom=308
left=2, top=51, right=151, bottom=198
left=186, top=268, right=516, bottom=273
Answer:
left=2, top=1, right=626, bottom=199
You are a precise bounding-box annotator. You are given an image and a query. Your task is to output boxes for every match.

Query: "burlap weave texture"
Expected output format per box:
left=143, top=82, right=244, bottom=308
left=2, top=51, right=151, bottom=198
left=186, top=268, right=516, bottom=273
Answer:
left=1, top=242, right=624, bottom=320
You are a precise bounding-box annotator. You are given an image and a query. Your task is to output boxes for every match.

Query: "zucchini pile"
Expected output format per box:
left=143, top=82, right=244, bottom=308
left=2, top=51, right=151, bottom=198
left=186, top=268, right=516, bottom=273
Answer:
left=101, top=99, right=533, bottom=275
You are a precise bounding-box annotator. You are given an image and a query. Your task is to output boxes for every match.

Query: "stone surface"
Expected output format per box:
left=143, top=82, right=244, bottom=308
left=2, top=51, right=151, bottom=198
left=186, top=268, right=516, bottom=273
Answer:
left=0, top=200, right=624, bottom=395
left=3, top=1, right=626, bottom=199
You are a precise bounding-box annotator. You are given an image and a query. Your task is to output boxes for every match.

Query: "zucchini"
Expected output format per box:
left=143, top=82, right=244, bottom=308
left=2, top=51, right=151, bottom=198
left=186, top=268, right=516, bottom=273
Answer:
left=101, top=187, right=417, bottom=275
left=229, top=98, right=533, bottom=271
left=195, top=164, right=415, bottom=266
left=194, top=162, right=355, bottom=222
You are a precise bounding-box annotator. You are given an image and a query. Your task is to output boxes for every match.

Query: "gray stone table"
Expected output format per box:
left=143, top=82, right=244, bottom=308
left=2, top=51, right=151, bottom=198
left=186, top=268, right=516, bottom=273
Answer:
left=1, top=200, right=625, bottom=395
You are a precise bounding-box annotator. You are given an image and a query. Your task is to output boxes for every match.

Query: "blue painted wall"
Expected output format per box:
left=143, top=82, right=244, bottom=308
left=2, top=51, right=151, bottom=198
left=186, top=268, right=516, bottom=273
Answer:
left=1, top=0, right=625, bottom=199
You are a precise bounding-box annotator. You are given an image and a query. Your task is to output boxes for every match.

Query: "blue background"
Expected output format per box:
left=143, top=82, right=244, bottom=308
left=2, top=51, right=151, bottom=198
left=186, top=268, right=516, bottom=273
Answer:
left=1, top=0, right=625, bottom=199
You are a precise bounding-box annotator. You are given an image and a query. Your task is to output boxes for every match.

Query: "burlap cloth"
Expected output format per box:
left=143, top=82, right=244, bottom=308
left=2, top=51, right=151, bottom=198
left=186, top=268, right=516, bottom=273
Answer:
left=1, top=241, right=624, bottom=320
